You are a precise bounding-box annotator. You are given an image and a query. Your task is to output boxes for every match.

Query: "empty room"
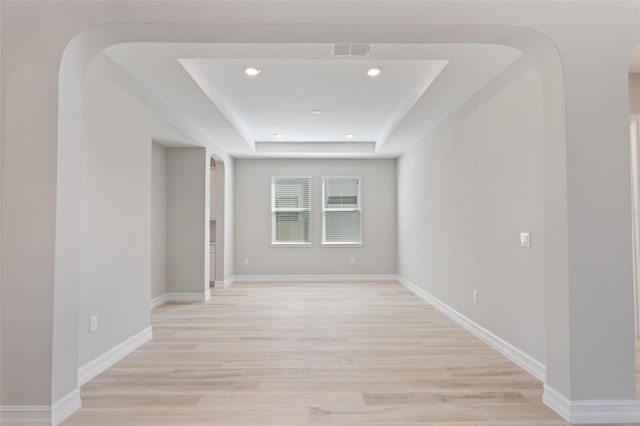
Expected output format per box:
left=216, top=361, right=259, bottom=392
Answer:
left=3, top=1, right=640, bottom=425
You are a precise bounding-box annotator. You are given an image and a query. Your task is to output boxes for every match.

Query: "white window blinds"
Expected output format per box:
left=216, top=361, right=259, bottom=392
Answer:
left=322, top=177, right=362, bottom=244
left=271, top=177, right=311, bottom=244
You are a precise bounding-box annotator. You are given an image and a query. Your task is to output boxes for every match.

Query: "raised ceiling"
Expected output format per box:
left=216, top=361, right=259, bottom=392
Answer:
left=104, top=43, right=521, bottom=158
left=179, top=57, right=448, bottom=147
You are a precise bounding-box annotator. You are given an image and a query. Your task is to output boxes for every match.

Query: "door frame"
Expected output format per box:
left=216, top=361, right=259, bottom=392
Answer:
left=629, top=114, right=640, bottom=337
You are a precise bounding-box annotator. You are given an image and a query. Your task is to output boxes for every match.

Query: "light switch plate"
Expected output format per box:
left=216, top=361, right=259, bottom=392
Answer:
left=89, top=315, right=98, bottom=333
left=520, top=232, right=531, bottom=248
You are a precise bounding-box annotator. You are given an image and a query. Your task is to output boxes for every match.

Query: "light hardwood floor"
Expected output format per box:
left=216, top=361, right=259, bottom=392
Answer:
left=63, top=281, right=625, bottom=425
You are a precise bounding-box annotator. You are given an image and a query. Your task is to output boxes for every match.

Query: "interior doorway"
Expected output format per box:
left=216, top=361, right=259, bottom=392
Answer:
left=210, top=154, right=226, bottom=288
left=631, top=115, right=640, bottom=399
left=630, top=116, right=640, bottom=338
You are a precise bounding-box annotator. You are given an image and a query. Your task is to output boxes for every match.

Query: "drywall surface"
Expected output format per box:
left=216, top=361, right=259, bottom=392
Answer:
left=397, top=61, right=546, bottom=363
left=167, top=147, right=208, bottom=295
left=151, top=141, right=168, bottom=299
left=78, top=64, right=152, bottom=366
left=234, top=159, right=396, bottom=275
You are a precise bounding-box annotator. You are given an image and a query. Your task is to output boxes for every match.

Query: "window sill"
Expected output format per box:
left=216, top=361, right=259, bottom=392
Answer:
left=270, top=242, right=313, bottom=248
left=322, top=242, right=363, bottom=248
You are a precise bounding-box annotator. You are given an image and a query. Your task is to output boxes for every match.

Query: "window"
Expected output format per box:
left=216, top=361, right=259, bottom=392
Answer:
left=271, top=177, right=311, bottom=246
left=322, top=177, right=362, bottom=245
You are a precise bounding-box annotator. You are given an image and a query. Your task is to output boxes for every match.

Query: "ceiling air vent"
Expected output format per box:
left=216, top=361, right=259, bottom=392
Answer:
left=332, top=43, right=370, bottom=57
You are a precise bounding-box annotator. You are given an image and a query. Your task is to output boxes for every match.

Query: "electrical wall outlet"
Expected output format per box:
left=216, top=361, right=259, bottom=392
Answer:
left=89, top=315, right=98, bottom=333
left=473, top=290, right=479, bottom=304
left=244, top=258, right=250, bottom=266
left=350, top=258, right=356, bottom=265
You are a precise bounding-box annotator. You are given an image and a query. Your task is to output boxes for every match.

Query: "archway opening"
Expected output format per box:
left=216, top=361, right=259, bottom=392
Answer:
left=54, top=22, right=570, bottom=423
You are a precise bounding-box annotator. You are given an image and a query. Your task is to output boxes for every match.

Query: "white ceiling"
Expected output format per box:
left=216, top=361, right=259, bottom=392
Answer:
left=104, top=43, right=521, bottom=158
left=179, top=57, right=448, bottom=147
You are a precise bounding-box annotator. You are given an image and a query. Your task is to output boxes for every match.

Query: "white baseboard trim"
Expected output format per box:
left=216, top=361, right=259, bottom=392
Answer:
left=77, top=326, right=152, bottom=387
left=543, top=385, right=640, bottom=423
left=151, top=291, right=210, bottom=309
left=214, top=277, right=235, bottom=288
left=396, top=275, right=546, bottom=382
left=0, top=388, right=81, bottom=426
left=232, top=274, right=398, bottom=283
left=150, top=293, right=169, bottom=310
left=0, top=405, right=52, bottom=425
left=51, top=389, right=82, bottom=425
left=165, top=292, right=209, bottom=302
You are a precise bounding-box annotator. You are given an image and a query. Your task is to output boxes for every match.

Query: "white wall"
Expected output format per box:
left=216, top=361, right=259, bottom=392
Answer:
left=151, top=142, right=168, bottom=299
left=234, top=159, right=396, bottom=276
left=167, top=148, right=209, bottom=296
left=78, top=64, right=152, bottom=366
left=630, top=74, right=640, bottom=115
left=397, top=59, right=545, bottom=363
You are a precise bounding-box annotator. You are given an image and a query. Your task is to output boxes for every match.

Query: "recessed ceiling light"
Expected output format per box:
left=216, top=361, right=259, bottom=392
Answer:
left=345, top=133, right=356, bottom=139
left=244, top=66, right=261, bottom=76
left=311, top=109, right=321, bottom=115
left=367, top=67, right=382, bottom=77
left=273, top=133, right=284, bottom=138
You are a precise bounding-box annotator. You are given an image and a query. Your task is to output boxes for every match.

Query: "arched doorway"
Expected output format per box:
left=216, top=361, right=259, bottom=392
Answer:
left=55, top=20, right=568, bottom=411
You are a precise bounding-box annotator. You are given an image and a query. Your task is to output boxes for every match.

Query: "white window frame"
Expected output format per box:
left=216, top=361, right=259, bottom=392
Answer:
left=322, top=176, right=363, bottom=247
left=271, top=176, right=312, bottom=248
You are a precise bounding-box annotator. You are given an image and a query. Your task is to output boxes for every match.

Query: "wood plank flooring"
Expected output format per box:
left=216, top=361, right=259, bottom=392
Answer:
left=62, top=280, right=611, bottom=425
